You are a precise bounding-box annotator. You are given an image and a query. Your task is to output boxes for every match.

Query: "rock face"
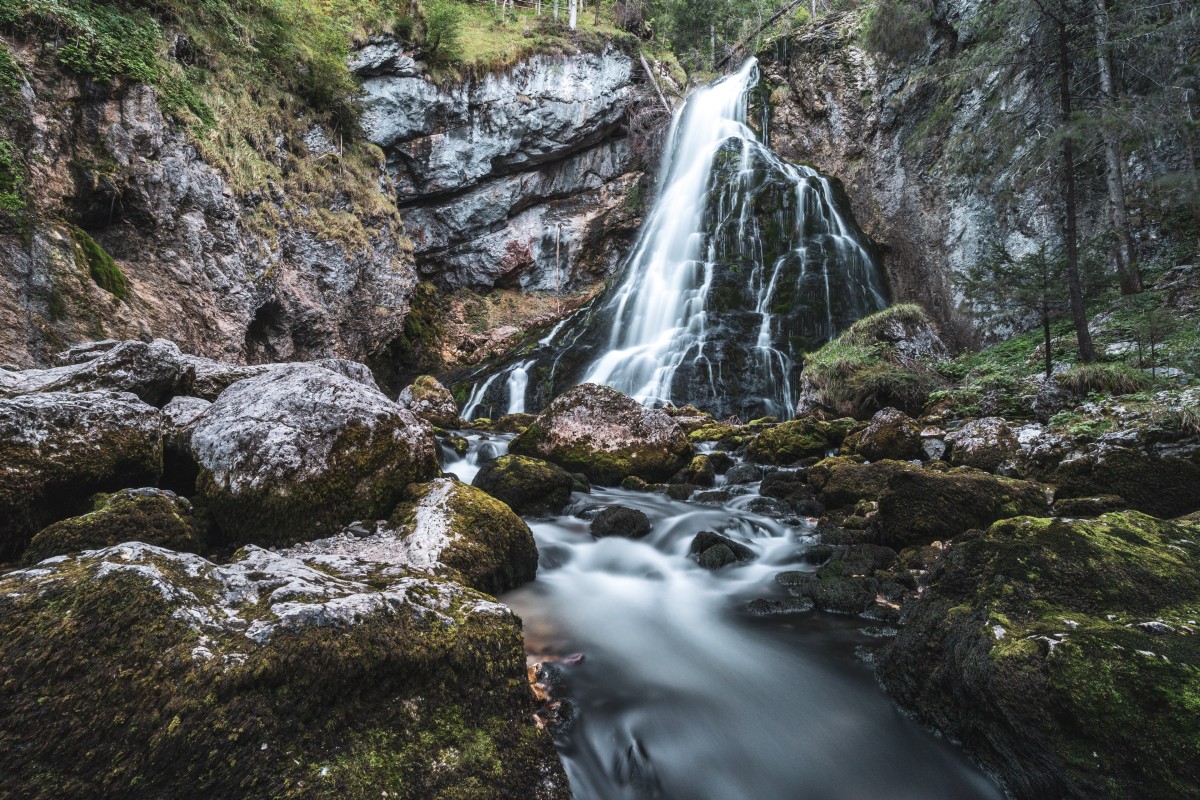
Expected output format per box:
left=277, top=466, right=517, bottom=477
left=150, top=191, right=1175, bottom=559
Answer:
left=0, top=339, right=194, bottom=405
left=0, top=391, right=162, bottom=560
left=397, top=374, right=460, bottom=428
left=23, top=487, right=202, bottom=563
left=0, top=542, right=569, bottom=799
left=190, top=365, right=440, bottom=547
left=358, top=42, right=644, bottom=292
left=472, top=455, right=576, bottom=518
left=878, top=512, right=1200, bottom=799
left=509, top=384, right=693, bottom=484
left=0, top=76, right=414, bottom=369
left=387, top=478, right=539, bottom=595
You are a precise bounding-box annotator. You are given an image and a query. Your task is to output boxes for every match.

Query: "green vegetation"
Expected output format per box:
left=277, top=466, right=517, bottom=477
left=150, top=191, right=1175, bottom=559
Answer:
left=421, top=0, right=465, bottom=62
left=0, top=135, right=24, bottom=214
left=861, top=0, right=930, bottom=62
left=1059, top=363, right=1151, bottom=397
left=71, top=226, right=130, bottom=301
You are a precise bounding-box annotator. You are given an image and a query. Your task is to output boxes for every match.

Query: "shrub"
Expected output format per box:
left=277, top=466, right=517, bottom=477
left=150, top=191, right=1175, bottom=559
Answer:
left=421, top=0, right=464, bottom=63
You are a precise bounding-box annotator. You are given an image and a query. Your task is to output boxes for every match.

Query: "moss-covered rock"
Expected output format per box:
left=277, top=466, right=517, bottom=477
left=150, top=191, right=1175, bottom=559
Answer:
left=877, top=512, right=1200, bottom=800
left=745, top=416, right=843, bottom=464
left=1049, top=442, right=1200, bottom=519
left=472, top=455, right=575, bottom=517
left=776, top=543, right=902, bottom=617
left=590, top=505, right=652, bottom=539
left=675, top=455, right=716, bottom=487
left=0, top=542, right=568, bottom=799
left=492, top=413, right=537, bottom=434
left=945, top=416, right=1019, bottom=472
left=809, top=457, right=1048, bottom=548
left=853, top=407, right=921, bottom=461
left=0, top=391, right=163, bottom=561
left=388, top=478, right=539, bottom=596
left=397, top=375, right=461, bottom=428
left=509, top=383, right=693, bottom=485
left=190, top=365, right=440, bottom=548
left=23, top=488, right=203, bottom=563
left=799, top=304, right=948, bottom=419
left=689, top=530, right=755, bottom=569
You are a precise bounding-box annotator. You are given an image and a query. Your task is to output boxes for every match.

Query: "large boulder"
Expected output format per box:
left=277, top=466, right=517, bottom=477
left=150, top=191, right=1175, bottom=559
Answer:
left=852, top=408, right=921, bottom=461
left=878, top=512, right=1200, bottom=799
left=472, top=455, right=575, bottom=517
left=385, top=478, right=539, bottom=595
left=397, top=375, right=461, bottom=428
left=509, top=384, right=692, bottom=484
left=0, top=542, right=569, bottom=799
left=945, top=417, right=1019, bottom=472
left=809, top=458, right=1049, bottom=548
left=190, top=365, right=439, bottom=547
left=180, top=354, right=381, bottom=401
left=590, top=505, right=652, bottom=539
left=23, top=488, right=203, bottom=563
left=0, top=339, right=194, bottom=406
left=0, top=391, right=163, bottom=561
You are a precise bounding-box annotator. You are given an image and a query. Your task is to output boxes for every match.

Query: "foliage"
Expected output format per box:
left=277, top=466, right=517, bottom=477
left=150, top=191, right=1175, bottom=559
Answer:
left=861, top=0, right=930, bottom=62
left=1060, top=363, right=1151, bottom=397
left=420, top=0, right=463, bottom=62
left=71, top=225, right=130, bottom=301
left=0, top=136, right=25, bottom=214
left=0, top=39, right=21, bottom=98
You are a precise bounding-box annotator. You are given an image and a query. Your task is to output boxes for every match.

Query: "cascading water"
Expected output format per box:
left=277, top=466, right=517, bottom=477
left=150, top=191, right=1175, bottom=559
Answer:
left=455, top=59, right=887, bottom=420
left=581, top=58, right=886, bottom=417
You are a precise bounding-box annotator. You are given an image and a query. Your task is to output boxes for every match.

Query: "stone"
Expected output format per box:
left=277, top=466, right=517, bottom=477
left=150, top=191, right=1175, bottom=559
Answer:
left=190, top=365, right=439, bottom=547
left=854, top=408, right=922, bottom=461
left=689, top=531, right=756, bottom=569
left=509, top=383, right=693, bottom=485
left=23, top=488, right=203, bottom=563
left=745, top=417, right=839, bottom=464
left=760, top=470, right=824, bottom=516
left=945, top=417, right=1019, bottom=473
left=472, top=455, right=576, bottom=517
left=0, top=391, right=163, bottom=561
left=590, top=506, right=652, bottom=539
left=0, top=339, right=194, bottom=406
left=397, top=374, right=460, bottom=428
left=746, top=597, right=815, bottom=615
left=724, top=463, right=762, bottom=484
left=159, top=395, right=210, bottom=491
left=877, top=512, right=1200, bottom=800
left=0, top=542, right=568, bottom=798
left=675, top=455, right=716, bottom=487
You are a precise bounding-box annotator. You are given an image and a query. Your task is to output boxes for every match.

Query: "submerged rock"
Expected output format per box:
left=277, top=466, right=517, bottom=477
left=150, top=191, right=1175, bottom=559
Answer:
left=190, top=365, right=439, bottom=547
left=472, top=454, right=575, bottom=517
left=0, top=391, right=163, bottom=561
left=23, top=488, right=203, bottom=563
left=397, top=374, right=460, bottom=428
left=509, top=383, right=693, bottom=484
left=590, top=505, right=652, bottom=539
left=0, top=542, right=568, bottom=798
left=878, top=512, right=1200, bottom=799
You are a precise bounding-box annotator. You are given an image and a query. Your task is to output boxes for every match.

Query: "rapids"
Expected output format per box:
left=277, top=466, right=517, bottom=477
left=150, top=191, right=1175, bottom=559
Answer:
left=444, top=434, right=1004, bottom=800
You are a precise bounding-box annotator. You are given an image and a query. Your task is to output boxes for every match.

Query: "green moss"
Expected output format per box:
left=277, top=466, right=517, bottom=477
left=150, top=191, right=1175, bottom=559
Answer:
left=471, top=454, right=573, bottom=517
left=745, top=417, right=837, bottom=464
left=70, top=225, right=130, bottom=301
left=24, top=489, right=204, bottom=563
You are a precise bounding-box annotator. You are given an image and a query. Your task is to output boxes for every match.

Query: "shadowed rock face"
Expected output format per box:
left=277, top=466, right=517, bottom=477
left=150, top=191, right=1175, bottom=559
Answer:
left=358, top=42, right=644, bottom=293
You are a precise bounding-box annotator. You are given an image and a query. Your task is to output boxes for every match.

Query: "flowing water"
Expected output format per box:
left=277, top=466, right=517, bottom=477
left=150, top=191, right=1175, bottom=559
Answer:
left=457, top=59, right=888, bottom=421
left=443, top=436, right=1004, bottom=800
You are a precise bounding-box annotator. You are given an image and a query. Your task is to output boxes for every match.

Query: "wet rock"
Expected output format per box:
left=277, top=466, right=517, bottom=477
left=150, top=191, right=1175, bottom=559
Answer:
left=878, top=512, right=1200, bottom=800
left=746, top=597, right=815, bottom=615
left=854, top=407, right=922, bottom=461
left=190, top=365, right=439, bottom=548
left=674, top=455, right=716, bottom=487
left=666, top=484, right=696, bottom=501
left=760, top=470, right=824, bottom=516
left=0, top=542, right=567, bottom=797
left=23, top=488, right=203, bottom=563
left=476, top=442, right=502, bottom=463
left=590, top=506, right=652, bottom=539
left=570, top=472, right=591, bottom=493
left=689, top=530, right=756, bottom=569
left=509, top=383, right=693, bottom=485
left=0, top=339, right=194, bottom=406
left=493, top=413, right=537, bottom=433
left=745, top=416, right=841, bottom=464
left=0, top=391, right=163, bottom=561
left=724, top=463, right=762, bottom=484
left=397, top=374, right=460, bottom=428
left=472, top=454, right=575, bottom=517
left=693, top=489, right=734, bottom=505
left=945, top=417, right=1019, bottom=473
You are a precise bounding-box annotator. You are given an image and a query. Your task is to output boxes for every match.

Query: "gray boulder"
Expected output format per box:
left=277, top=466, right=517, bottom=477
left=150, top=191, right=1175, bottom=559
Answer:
left=946, top=417, right=1020, bottom=473
left=397, top=374, right=460, bottom=428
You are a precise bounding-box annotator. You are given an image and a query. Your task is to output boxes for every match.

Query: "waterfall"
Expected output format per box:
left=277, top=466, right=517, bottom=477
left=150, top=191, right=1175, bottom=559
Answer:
left=579, top=58, right=886, bottom=417
left=505, top=360, right=534, bottom=415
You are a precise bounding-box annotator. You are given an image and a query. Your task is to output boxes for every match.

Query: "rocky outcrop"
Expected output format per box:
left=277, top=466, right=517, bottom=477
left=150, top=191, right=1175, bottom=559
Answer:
left=397, top=374, right=460, bottom=428
left=191, top=365, right=440, bottom=547
left=509, top=383, right=693, bottom=484
left=0, top=390, right=162, bottom=560
left=0, top=339, right=193, bottom=405
left=358, top=42, right=644, bottom=293
left=0, top=541, right=569, bottom=799
left=878, top=512, right=1200, bottom=799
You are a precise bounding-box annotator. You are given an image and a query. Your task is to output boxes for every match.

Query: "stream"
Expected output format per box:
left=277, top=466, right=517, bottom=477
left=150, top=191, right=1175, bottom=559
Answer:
left=445, top=433, right=1004, bottom=800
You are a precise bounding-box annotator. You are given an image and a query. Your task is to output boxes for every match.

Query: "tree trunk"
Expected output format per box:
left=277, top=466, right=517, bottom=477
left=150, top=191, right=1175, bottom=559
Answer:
left=1093, top=0, right=1142, bottom=293
left=569, top=0, right=577, bottom=29
left=594, top=0, right=601, bottom=26
left=1043, top=309, right=1053, bottom=379
left=1058, top=19, right=1096, bottom=362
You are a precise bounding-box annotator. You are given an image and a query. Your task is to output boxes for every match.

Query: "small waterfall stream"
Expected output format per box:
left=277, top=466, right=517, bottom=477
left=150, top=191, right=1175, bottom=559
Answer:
left=456, top=59, right=887, bottom=420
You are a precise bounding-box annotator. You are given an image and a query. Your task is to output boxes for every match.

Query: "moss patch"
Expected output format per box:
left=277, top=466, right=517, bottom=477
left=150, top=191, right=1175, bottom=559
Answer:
left=71, top=225, right=130, bottom=301
left=24, top=489, right=203, bottom=563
